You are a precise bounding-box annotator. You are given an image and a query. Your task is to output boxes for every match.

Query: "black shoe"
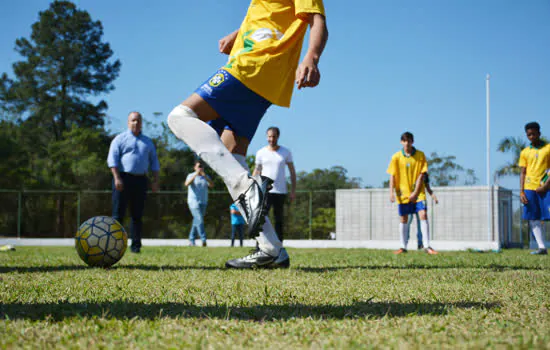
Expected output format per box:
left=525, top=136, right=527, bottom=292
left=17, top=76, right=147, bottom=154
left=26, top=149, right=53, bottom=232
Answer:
left=131, top=247, right=141, bottom=253
left=225, top=248, right=276, bottom=269
left=530, top=248, right=548, bottom=255
left=418, top=244, right=424, bottom=250
left=267, top=247, right=290, bottom=269
left=235, top=175, right=273, bottom=237
left=202, top=241, right=207, bottom=247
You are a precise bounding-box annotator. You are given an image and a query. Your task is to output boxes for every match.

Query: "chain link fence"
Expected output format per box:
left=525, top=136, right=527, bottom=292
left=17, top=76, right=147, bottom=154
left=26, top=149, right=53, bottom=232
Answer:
left=1, top=188, right=547, bottom=247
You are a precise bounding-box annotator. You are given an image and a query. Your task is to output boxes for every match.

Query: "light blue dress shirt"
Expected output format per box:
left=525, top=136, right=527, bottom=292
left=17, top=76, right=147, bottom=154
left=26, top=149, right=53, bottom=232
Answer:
left=107, top=130, right=160, bottom=175
left=186, top=172, right=210, bottom=208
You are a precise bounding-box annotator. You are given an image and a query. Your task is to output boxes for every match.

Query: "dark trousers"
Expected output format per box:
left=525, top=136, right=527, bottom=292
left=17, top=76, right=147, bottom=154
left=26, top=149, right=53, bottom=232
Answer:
left=231, top=224, right=244, bottom=247
left=266, top=193, right=286, bottom=242
left=112, top=173, right=148, bottom=249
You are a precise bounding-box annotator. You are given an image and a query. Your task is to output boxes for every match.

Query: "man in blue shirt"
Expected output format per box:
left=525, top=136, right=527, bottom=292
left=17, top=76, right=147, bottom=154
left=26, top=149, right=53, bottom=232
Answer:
left=185, top=161, right=213, bottom=246
left=107, top=111, right=160, bottom=253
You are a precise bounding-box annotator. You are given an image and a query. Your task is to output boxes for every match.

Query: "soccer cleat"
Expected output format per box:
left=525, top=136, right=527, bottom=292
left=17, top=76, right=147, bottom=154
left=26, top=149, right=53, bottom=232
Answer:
left=530, top=248, right=548, bottom=255
left=417, top=244, right=424, bottom=250
left=225, top=248, right=276, bottom=269
left=425, top=247, right=438, bottom=255
left=393, top=248, right=407, bottom=254
left=235, top=175, right=273, bottom=237
left=267, top=247, right=290, bottom=269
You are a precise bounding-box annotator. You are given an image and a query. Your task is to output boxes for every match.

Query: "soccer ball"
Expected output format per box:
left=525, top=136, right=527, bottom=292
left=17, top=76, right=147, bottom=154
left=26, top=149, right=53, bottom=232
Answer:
left=75, top=216, right=128, bottom=267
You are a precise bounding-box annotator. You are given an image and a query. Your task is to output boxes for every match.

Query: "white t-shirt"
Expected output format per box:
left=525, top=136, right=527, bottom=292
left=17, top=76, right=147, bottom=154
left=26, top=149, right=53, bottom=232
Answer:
left=255, top=145, right=293, bottom=194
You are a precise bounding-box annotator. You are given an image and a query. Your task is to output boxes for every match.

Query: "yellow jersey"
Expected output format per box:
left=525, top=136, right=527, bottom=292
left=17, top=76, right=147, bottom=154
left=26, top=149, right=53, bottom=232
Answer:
left=519, top=142, right=550, bottom=190
left=223, top=0, right=326, bottom=107
left=387, top=148, right=428, bottom=204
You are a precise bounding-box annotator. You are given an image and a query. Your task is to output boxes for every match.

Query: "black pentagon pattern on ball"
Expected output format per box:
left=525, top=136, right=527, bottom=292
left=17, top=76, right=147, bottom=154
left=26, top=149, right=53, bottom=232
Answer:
left=75, top=216, right=127, bottom=268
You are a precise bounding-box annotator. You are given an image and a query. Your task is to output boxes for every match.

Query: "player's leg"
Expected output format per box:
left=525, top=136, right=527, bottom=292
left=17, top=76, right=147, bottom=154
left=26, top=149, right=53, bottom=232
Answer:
left=418, top=202, right=437, bottom=254
left=188, top=206, right=201, bottom=246
left=394, top=204, right=411, bottom=254
left=128, top=175, right=147, bottom=253
left=271, top=194, right=286, bottom=242
left=525, top=190, right=548, bottom=254
left=167, top=71, right=272, bottom=237
left=199, top=204, right=207, bottom=246
left=111, top=174, right=128, bottom=230
left=238, top=224, right=244, bottom=247
left=416, top=212, right=423, bottom=249
left=222, top=129, right=285, bottom=266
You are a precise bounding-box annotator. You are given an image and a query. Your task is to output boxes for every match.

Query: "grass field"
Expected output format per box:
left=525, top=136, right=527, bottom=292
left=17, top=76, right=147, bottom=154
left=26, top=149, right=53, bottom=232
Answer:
left=1, top=246, right=549, bottom=349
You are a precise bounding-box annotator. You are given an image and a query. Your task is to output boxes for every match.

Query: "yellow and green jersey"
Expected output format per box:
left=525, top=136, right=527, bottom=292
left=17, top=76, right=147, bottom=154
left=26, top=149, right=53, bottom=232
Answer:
left=387, top=148, right=428, bottom=204
left=519, top=142, right=550, bottom=190
left=224, top=0, right=326, bottom=107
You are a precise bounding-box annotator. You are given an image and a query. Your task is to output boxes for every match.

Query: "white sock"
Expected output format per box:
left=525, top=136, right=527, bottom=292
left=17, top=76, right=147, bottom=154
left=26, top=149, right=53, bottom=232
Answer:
left=256, top=217, right=282, bottom=257
left=531, top=220, right=547, bottom=249
left=399, top=223, right=408, bottom=249
left=420, top=220, right=430, bottom=248
left=167, top=105, right=251, bottom=200
left=232, top=154, right=249, bottom=171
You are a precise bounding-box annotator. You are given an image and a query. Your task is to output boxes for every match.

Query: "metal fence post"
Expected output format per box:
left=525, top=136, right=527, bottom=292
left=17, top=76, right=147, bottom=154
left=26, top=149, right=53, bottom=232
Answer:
left=308, top=191, right=313, bottom=240
left=17, top=191, right=22, bottom=239
left=77, top=191, right=81, bottom=230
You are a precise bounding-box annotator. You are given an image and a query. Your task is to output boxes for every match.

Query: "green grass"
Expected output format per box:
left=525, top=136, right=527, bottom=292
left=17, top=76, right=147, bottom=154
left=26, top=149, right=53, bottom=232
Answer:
left=1, top=247, right=549, bottom=349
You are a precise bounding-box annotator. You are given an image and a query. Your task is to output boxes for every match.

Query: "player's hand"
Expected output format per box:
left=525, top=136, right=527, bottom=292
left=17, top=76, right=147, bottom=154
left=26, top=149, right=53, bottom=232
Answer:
left=432, top=194, right=439, bottom=204
left=520, top=191, right=528, bottom=204
left=151, top=181, right=160, bottom=193
left=409, top=193, right=418, bottom=202
left=219, top=31, right=238, bottom=55
left=535, top=186, right=547, bottom=194
left=295, top=55, right=320, bottom=89
left=114, top=177, right=124, bottom=192
left=390, top=192, right=395, bottom=203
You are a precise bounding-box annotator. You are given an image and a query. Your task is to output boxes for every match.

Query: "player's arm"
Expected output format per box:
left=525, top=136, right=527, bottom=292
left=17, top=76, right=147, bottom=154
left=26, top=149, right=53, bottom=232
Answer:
left=389, top=175, right=396, bottom=203
left=184, top=173, right=198, bottom=187
left=287, top=162, right=297, bottom=202
left=536, top=169, right=550, bottom=193
left=295, top=13, right=328, bottom=89
left=252, top=164, right=262, bottom=177
left=219, top=29, right=239, bottom=55
left=519, top=167, right=528, bottom=204
left=425, top=181, right=439, bottom=204
left=409, top=173, right=425, bottom=202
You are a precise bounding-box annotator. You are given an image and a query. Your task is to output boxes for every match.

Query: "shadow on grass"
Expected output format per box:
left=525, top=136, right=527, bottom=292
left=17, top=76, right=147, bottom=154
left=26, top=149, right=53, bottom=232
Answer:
left=0, top=263, right=545, bottom=274
left=0, top=300, right=500, bottom=321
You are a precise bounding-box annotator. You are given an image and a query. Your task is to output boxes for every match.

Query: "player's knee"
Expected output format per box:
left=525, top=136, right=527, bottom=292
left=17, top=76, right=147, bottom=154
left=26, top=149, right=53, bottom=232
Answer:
left=167, top=104, right=199, bottom=129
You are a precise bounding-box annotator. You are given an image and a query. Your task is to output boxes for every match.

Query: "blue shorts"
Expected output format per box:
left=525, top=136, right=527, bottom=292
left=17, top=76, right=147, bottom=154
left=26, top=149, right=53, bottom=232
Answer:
left=522, top=190, right=550, bottom=221
left=195, top=69, right=272, bottom=141
left=398, top=201, right=427, bottom=217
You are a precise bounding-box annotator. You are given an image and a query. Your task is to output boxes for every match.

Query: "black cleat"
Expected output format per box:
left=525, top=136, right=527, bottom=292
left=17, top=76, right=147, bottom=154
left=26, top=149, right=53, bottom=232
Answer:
left=267, top=247, right=290, bottom=269
left=225, top=248, right=276, bottom=269
left=530, top=248, right=548, bottom=255
left=235, top=175, right=273, bottom=237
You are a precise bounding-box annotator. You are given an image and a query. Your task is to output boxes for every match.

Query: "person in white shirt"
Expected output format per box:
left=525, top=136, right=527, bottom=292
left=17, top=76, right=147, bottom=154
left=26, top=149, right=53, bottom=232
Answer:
left=253, top=127, right=296, bottom=242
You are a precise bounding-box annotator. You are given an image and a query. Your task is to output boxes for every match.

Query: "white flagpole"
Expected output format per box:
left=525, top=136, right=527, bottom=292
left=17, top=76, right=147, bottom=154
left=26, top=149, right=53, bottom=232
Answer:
left=486, top=74, right=492, bottom=242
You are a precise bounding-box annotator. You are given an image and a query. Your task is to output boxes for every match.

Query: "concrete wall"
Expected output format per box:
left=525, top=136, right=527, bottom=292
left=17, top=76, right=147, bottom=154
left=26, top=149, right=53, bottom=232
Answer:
left=336, top=186, right=514, bottom=249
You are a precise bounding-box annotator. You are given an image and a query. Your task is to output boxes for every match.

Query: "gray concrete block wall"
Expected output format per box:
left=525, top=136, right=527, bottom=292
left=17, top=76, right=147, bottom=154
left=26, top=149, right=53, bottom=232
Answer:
left=336, top=186, right=512, bottom=243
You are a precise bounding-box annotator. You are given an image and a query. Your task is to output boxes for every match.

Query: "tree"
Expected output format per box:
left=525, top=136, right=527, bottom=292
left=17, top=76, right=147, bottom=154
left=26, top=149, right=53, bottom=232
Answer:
left=495, top=136, right=550, bottom=179
left=0, top=1, right=121, bottom=235
left=427, top=152, right=478, bottom=186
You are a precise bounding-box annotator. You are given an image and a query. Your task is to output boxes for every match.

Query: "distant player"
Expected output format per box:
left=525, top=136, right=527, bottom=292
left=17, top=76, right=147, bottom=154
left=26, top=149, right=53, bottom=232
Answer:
left=387, top=132, right=438, bottom=255
left=166, top=0, right=328, bottom=268
left=519, top=122, right=550, bottom=255
left=407, top=173, right=439, bottom=250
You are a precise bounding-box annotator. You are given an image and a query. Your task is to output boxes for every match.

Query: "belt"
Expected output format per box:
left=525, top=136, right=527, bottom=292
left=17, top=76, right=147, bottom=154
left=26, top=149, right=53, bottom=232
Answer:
left=121, top=172, right=147, bottom=177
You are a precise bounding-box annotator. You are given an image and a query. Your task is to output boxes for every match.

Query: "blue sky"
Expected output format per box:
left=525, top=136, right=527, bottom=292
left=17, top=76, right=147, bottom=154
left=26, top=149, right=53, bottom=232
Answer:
left=1, top=0, right=549, bottom=189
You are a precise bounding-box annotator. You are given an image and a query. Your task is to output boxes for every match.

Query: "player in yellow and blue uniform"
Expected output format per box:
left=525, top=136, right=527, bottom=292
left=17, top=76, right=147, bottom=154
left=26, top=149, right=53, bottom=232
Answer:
left=519, top=122, right=550, bottom=255
left=167, top=0, right=328, bottom=269
left=387, top=132, right=438, bottom=255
